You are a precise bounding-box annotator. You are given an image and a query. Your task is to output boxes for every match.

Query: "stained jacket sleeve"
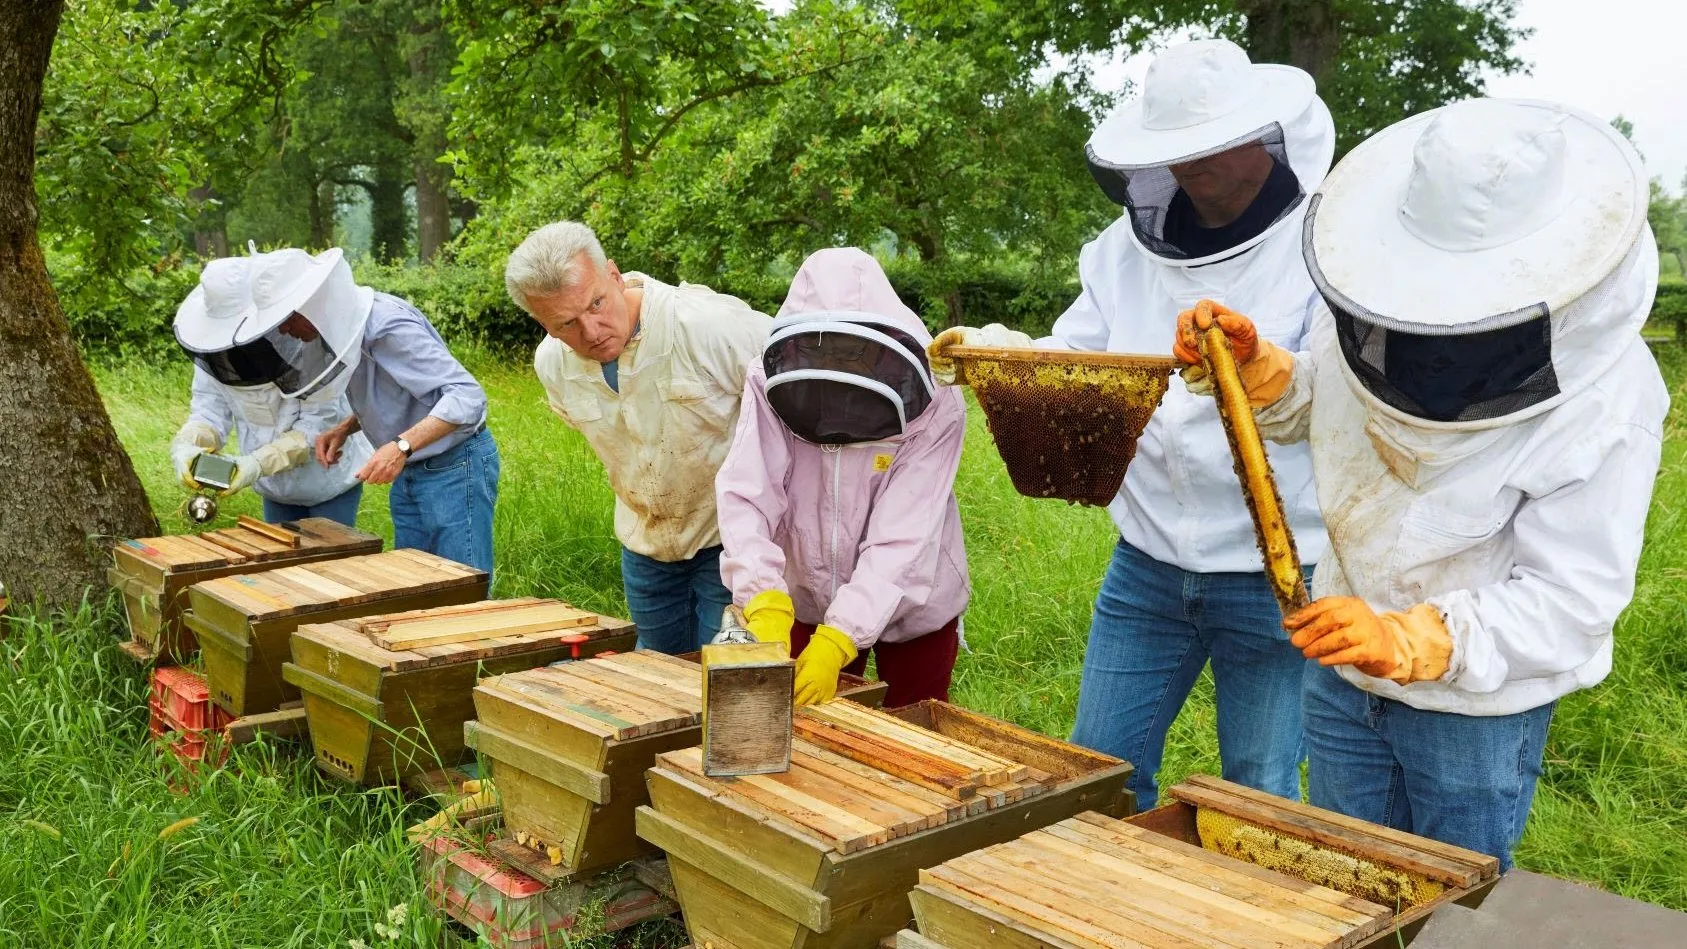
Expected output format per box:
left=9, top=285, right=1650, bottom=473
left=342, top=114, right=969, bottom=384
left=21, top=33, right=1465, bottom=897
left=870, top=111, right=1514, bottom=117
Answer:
left=715, top=370, right=794, bottom=605
left=184, top=367, right=235, bottom=444
left=824, top=391, right=968, bottom=648
left=1429, top=419, right=1664, bottom=692
left=533, top=338, right=572, bottom=422
left=691, top=298, right=771, bottom=398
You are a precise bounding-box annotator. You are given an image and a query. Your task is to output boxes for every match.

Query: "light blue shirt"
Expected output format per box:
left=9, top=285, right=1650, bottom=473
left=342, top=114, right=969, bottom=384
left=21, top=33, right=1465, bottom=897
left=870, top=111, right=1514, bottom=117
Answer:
left=346, top=292, right=488, bottom=462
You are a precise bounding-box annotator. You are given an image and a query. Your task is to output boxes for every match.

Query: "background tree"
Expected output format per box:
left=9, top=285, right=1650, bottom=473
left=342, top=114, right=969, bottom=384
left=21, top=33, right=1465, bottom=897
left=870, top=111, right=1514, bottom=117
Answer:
left=0, top=0, right=158, bottom=611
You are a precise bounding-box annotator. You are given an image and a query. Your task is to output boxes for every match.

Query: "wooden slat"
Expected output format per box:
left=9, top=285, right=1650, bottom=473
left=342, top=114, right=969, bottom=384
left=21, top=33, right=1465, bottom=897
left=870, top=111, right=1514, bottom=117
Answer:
left=793, top=714, right=981, bottom=800
left=236, top=515, right=301, bottom=547
left=566, top=661, right=703, bottom=712
left=201, top=530, right=269, bottom=559
left=608, top=651, right=704, bottom=689
left=1036, top=822, right=1386, bottom=943
left=356, top=597, right=547, bottom=632
left=922, top=863, right=1159, bottom=949
left=807, top=701, right=1028, bottom=783
left=370, top=602, right=597, bottom=650
left=661, top=747, right=886, bottom=853
left=1166, top=781, right=1487, bottom=887
left=793, top=744, right=967, bottom=824
left=1072, top=815, right=1391, bottom=924
left=1180, top=775, right=1500, bottom=880
left=477, top=677, right=620, bottom=739
left=528, top=665, right=698, bottom=730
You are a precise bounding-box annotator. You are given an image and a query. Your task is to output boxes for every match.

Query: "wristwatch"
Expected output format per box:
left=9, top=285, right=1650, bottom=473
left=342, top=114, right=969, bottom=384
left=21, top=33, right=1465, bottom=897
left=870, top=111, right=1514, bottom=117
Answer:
left=395, top=437, right=413, bottom=458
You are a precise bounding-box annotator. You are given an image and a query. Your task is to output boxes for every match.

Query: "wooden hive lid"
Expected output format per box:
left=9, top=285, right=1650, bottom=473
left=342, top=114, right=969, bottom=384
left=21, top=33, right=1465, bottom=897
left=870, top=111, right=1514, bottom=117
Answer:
left=650, top=700, right=1058, bottom=856
left=119, top=517, right=380, bottom=574
left=190, top=548, right=487, bottom=620
left=476, top=650, right=704, bottom=741
left=293, top=598, right=629, bottom=671
left=916, top=810, right=1396, bottom=949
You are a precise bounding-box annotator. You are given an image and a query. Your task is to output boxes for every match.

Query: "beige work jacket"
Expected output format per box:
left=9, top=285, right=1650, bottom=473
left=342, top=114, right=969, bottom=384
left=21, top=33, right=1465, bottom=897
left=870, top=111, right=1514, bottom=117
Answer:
left=534, top=274, right=770, bottom=561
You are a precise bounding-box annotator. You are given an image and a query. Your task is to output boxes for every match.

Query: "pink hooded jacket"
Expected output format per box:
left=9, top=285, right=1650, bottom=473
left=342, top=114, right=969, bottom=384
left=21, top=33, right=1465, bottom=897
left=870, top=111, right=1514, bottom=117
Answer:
left=715, top=248, right=971, bottom=649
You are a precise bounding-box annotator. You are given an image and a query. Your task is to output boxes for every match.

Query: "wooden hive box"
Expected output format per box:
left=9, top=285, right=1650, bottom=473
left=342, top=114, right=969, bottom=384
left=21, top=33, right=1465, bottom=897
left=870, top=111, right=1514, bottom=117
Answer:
left=109, top=517, right=382, bottom=664
left=185, top=549, right=488, bottom=717
left=465, top=652, right=889, bottom=880
left=283, top=598, right=638, bottom=786
left=634, top=698, right=1134, bottom=949
left=909, top=775, right=1494, bottom=949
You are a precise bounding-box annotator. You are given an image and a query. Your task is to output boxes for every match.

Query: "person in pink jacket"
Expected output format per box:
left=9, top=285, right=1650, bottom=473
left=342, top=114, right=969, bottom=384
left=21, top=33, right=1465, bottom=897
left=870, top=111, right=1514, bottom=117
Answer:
left=716, top=247, right=971, bottom=707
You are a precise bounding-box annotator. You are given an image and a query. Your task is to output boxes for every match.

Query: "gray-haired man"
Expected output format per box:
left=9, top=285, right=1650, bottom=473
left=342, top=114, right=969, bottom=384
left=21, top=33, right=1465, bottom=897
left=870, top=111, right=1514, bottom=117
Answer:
left=505, top=222, right=770, bottom=652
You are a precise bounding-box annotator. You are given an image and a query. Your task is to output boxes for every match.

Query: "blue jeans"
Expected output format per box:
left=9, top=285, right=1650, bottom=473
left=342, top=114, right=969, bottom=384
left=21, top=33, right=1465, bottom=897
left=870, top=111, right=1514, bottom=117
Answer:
left=390, top=429, right=500, bottom=583
left=1070, top=538, right=1309, bottom=809
left=261, top=484, right=363, bottom=528
left=1303, top=661, right=1553, bottom=872
left=620, top=544, right=733, bottom=654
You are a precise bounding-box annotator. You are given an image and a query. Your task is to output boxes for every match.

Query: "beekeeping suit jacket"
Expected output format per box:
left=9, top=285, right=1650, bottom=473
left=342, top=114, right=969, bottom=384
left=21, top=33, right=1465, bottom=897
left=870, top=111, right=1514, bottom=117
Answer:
left=716, top=248, right=970, bottom=650
left=1049, top=42, right=1332, bottom=573
left=1256, top=99, right=1669, bottom=716
left=183, top=368, right=372, bottom=506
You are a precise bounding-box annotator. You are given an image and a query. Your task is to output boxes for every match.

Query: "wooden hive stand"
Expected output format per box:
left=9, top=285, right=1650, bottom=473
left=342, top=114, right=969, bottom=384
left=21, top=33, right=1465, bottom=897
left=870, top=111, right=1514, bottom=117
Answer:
left=185, top=548, right=488, bottom=718
left=465, top=651, right=891, bottom=882
left=635, top=698, right=1134, bottom=949
left=285, top=598, right=637, bottom=786
left=109, top=517, right=381, bottom=665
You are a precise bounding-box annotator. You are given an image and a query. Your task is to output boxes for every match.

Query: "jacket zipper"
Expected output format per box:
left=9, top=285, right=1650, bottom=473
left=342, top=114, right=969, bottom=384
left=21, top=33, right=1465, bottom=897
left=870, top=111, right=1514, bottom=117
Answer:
left=825, top=444, right=842, bottom=600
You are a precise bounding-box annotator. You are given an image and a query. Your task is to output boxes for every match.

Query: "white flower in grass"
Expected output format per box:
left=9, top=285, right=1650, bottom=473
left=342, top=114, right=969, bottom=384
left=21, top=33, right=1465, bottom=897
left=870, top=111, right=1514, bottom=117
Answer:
left=347, top=940, right=368, bottom=949
left=372, top=923, right=396, bottom=940
left=386, top=903, right=408, bottom=927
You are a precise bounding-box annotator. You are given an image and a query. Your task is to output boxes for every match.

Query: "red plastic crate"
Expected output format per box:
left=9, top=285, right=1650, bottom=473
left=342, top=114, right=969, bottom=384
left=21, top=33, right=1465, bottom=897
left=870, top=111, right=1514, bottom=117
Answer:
left=420, top=837, right=671, bottom=947
left=168, top=730, right=229, bottom=769
left=150, top=667, right=232, bottom=733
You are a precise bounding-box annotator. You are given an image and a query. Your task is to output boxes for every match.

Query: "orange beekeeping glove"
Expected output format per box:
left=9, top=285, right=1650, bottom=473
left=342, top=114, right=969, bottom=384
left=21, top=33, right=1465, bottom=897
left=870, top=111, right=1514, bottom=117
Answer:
left=1284, top=597, right=1453, bottom=685
left=742, top=589, right=795, bottom=652
left=1173, top=299, right=1294, bottom=408
left=793, top=624, right=859, bottom=706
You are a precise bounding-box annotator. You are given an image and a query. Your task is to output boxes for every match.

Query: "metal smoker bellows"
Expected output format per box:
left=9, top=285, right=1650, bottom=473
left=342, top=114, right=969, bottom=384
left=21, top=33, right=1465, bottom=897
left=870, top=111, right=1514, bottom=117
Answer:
left=941, top=345, right=1181, bottom=506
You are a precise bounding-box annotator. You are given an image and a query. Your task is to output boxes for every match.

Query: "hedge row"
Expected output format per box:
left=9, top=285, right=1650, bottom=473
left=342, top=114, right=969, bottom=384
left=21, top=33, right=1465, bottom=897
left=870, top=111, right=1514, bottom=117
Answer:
left=60, top=257, right=1082, bottom=358
left=59, top=259, right=1687, bottom=359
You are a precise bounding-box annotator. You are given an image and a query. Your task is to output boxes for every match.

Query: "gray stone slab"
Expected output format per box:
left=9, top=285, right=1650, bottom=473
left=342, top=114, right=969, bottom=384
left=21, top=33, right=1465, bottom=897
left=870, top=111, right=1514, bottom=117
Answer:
left=1409, top=870, right=1686, bottom=948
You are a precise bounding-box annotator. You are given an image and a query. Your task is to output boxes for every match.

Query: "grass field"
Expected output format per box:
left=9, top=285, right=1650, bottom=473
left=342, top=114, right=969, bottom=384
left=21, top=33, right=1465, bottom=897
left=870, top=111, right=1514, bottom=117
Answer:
left=1, top=343, right=1683, bottom=947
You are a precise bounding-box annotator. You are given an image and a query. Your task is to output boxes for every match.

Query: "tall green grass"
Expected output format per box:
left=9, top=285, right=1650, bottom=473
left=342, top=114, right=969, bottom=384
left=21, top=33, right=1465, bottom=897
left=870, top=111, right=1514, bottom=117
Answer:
left=0, top=344, right=1681, bottom=947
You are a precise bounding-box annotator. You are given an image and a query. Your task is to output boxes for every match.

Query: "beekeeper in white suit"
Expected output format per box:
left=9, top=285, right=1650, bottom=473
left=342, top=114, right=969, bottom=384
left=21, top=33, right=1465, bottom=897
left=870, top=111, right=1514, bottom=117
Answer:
left=930, top=39, right=1331, bottom=809
left=1175, top=97, right=1668, bottom=869
left=170, top=255, right=372, bottom=525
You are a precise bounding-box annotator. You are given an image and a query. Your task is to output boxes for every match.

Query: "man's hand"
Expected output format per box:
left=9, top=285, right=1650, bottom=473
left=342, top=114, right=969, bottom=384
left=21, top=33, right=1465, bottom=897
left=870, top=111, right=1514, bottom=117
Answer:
left=316, top=423, right=351, bottom=467
left=355, top=441, right=408, bottom=485
left=1283, top=597, right=1453, bottom=685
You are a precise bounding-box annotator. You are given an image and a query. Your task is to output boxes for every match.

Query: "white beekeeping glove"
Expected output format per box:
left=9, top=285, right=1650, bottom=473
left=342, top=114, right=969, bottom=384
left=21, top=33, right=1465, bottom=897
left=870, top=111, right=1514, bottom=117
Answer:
left=223, top=429, right=312, bottom=496
left=171, top=421, right=224, bottom=489
left=926, top=323, right=1034, bottom=385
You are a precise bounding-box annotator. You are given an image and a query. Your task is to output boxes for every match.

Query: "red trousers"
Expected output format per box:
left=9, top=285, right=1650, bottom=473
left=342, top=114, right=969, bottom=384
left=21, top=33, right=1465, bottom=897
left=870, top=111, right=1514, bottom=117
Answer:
left=791, top=617, right=960, bottom=708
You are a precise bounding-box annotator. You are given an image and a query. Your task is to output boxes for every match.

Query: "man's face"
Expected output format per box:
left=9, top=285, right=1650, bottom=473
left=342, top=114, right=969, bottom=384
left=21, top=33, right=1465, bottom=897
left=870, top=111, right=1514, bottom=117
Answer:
left=526, top=257, right=635, bottom=363
left=278, top=312, right=321, bottom=342
left=1167, top=141, right=1274, bottom=209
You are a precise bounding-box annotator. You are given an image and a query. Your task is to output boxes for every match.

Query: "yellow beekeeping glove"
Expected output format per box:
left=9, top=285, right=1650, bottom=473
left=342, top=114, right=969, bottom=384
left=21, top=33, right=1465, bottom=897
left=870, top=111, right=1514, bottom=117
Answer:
left=743, top=589, right=795, bottom=651
left=793, top=624, right=859, bottom=706
left=1173, top=300, right=1294, bottom=408
left=1284, top=597, right=1453, bottom=685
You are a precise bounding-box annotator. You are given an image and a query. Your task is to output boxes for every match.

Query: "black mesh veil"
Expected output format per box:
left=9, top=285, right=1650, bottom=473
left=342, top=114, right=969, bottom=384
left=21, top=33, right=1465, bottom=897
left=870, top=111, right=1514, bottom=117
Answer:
left=763, top=319, right=935, bottom=445
left=1086, top=123, right=1302, bottom=262
left=180, top=316, right=342, bottom=394
left=1303, top=195, right=1561, bottom=424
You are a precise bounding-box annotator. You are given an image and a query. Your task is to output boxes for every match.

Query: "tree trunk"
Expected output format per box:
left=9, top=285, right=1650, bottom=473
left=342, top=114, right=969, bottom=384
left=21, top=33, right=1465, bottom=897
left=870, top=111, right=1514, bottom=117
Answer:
left=1236, top=0, right=1342, bottom=83
left=189, top=183, right=228, bottom=258
left=0, top=0, right=159, bottom=612
left=909, top=230, right=963, bottom=328
left=369, top=159, right=409, bottom=263
left=307, top=179, right=333, bottom=248
left=414, top=153, right=450, bottom=263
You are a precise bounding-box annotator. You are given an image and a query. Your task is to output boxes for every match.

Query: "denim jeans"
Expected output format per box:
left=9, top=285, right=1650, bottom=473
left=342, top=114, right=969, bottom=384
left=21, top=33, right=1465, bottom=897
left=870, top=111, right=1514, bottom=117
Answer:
left=1303, top=661, right=1553, bottom=872
left=389, top=429, right=500, bottom=583
left=261, top=484, right=364, bottom=528
left=1070, top=538, right=1309, bottom=809
left=620, top=544, right=733, bottom=654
